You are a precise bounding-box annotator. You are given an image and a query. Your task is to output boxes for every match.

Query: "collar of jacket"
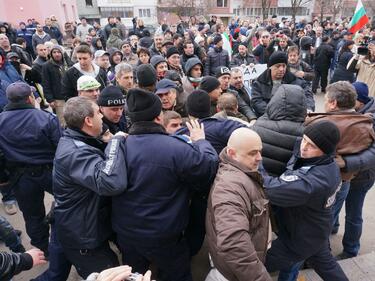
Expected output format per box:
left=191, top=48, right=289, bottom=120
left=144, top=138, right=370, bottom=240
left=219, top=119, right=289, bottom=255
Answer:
left=293, top=154, right=333, bottom=170
left=257, top=69, right=297, bottom=85
left=3, top=103, right=34, bottom=111
left=64, top=128, right=107, bottom=151
left=129, top=121, right=167, bottom=135
left=219, top=149, right=263, bottom=185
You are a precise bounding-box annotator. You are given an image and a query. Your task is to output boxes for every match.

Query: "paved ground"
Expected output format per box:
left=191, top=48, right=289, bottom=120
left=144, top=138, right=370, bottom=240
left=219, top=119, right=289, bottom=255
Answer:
left=2, top=92, right=375, bottom=281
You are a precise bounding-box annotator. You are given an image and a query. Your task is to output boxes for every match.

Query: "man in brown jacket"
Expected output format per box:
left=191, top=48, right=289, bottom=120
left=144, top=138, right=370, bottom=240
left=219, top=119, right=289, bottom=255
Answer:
left=304, top=81, right=375, bottom=234
left=205, top=128, right=272, bottom=281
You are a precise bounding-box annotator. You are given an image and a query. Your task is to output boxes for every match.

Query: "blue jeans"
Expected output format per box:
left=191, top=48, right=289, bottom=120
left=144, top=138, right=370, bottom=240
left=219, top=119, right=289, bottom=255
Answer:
left=332, top=181, right=350, bottom=232
left=342, top=179, right=374, bottom=256
left=32, top=225, right=72, bottom=281
left=278, top=262, right=304, bottom=281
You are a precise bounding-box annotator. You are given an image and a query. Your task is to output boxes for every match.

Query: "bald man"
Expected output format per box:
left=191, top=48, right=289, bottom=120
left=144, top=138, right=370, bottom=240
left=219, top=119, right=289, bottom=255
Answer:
left=205, top=128, right=272, bottom=281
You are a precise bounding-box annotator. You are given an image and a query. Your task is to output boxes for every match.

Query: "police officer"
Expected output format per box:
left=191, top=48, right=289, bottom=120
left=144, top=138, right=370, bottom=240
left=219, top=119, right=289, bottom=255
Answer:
left=112, top=88, right=218, bottom=281
left=0, top=82, right=62, bottom=255
left=98, top=85, right=128, bottom=135
left=262, top=120, right=349, bottom=281
left=53, top=96, right=128, bottom=278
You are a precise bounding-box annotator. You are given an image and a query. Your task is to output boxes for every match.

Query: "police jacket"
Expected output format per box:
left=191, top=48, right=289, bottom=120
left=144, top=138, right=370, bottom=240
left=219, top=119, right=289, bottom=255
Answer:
left=252, top=85, right=306, bottom=176
left=251, top=69, right=315, bottom=117
left=0, top=103, right=61, bottom=165
left=53, top=129, right=128, bottom=249
left=111, top=122, right=218, bottom=243
left=177, top=117, right=245, bottom=154
left=262, top=141, right=341, bottom=258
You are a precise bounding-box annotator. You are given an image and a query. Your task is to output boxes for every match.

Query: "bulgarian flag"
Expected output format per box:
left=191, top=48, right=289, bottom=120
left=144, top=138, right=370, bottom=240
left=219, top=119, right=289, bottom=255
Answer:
left=349, top=0, right=369, bottom=34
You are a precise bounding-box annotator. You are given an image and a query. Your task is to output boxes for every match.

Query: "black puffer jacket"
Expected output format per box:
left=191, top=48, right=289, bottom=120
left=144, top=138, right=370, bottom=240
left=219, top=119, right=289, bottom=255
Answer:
left=204, top=47, right=229, bottom=76
left=251, top=69, right=314, bottom=117
left=252, top=84, right=307, bottom=176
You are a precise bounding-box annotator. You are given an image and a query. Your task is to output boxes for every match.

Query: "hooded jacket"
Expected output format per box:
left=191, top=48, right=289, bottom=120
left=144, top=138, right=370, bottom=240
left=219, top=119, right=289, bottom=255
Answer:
left=42, top=46, right=73, bottom=102
left=61, top=62, right=108, bottom=100
left=251, top=69, right=315, bottom=117
left=181, top=57, right=203, bottom=103
left=252, top=84, right=307, bottom=176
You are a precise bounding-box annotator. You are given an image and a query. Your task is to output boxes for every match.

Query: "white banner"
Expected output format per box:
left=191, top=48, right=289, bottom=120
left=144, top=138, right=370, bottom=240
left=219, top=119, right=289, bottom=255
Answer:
left=241, top=64, right=267, bottom=88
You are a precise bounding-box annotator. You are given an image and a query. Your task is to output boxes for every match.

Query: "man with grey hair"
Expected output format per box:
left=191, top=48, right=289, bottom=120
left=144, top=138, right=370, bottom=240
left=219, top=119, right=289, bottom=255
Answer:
left=305, top=81, right=375, bottom=239
left=115, top=62, right=134, bottom=93
left=53, top=96, right=128, bottom=278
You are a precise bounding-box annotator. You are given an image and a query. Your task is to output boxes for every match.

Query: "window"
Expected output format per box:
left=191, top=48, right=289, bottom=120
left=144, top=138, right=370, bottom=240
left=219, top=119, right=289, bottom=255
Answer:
left=217, top=0, right=228, bottom=7
left=233, top=8, right=240, bottom=16
left=139, top=8, right=151, bottom=18
left=85, top=0, right=93, bottom=6
left=100, top=7, right=134, bottom=18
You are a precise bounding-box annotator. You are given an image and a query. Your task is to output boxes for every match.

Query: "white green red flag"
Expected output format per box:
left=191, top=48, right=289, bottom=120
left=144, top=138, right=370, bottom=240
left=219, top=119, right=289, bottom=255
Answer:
left=349, top=0, right=369, bottom=34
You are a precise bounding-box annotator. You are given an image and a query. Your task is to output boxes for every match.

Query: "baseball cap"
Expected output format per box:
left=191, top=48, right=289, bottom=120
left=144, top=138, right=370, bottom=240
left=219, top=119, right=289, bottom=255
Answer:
left=215, top=66, right=231, bottom=78
left=6, top=82, right=36, bottom=102
left=155, top=79, right=177, bottom=95
left=6, top=52, right=19, bottom=60
left=94, top=50, right=110, bottom=59
left=77, top=76, right=101, bottom=91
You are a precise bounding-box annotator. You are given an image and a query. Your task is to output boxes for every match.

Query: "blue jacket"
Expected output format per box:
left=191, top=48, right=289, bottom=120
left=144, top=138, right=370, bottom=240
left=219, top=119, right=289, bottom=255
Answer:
left=262, top=140, right=341, bottom=259
left=0, top=62, right=23, bottom=111
left=16, top=28, right=33, bottom=49
left=53, top=129, right=128, bottom=249
left=0, top=103, right=61, bottom=165
left=177, top=117, right=245, bottom=154
left=112, top=122, right=218, bottom=242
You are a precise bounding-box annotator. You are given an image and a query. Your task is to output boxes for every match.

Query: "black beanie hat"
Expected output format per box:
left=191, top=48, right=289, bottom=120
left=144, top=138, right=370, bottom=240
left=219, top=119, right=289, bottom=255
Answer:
left=304, top=120, right=341, bottom=155
left=199, top=76, right=221, bottom=93
left=213, top=34, right=223, bottom=45
left=166, top=46, right=179, bottom=58
left=136, top=64, right=157, bottom=87
left=126, top=88, right=162, bottom=122
left=187, top=90, right=211, bottom=119
left=97, top=86, right=126, bottom=107
left=268, top=51, right=288, bottom=67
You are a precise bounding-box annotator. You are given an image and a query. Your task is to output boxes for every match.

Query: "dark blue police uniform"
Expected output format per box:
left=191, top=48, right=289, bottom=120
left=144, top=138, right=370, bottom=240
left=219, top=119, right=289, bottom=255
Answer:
left=0, top=103, right=62, bottom=253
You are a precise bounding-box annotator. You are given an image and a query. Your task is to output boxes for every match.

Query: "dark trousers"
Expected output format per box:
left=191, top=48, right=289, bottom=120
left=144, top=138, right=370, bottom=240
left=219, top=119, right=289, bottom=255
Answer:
left=32, top=225, right=72, bottom=281
left=312, top=67, right=329, bottom=93
left=13, top=168, right=53, bottom=253
left=266, top=238, right=348, bottom=281
left=117, top=235, right=193, bottom=281
left=62, top=241, right=119, bottom=279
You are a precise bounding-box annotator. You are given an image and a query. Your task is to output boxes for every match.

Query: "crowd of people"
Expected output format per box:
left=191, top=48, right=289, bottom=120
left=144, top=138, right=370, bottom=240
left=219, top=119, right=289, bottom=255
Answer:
left=0, top=12, right=375, bottom=281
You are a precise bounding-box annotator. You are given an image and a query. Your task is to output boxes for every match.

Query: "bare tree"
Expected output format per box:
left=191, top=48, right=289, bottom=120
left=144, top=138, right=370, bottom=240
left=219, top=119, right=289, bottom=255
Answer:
left=261, top=0, right=272, bottom=21
left=331, top=0, right=344, bottom=22
left=290, top=0, right=313, bottom=23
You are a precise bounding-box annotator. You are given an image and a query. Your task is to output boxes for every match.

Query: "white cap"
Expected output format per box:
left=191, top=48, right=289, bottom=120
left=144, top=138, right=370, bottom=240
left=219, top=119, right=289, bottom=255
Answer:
left=77, top=75, right=101, bottom=91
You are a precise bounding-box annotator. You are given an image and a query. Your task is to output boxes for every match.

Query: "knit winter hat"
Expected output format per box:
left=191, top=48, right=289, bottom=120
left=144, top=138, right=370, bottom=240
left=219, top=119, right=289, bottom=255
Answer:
left=187, top=89, right=211, bottom=119
left=199, top=76, right=221, bottom=93
left=213, top=34, right=223, bottom=45
left=268, top=51, right=288, bottom=67
left=166, top=46, right=179, bottom=58
left=97, top=86, right=125, bottom=107
left=304, top=120, right=341, bottom=155
left=77, top=76, right=101, bottom=91
left=150, top=55, right=167, bottom=68
left=136, top=64, right=157, bottom=87
left=352, top=82, right=370, bottom=104
left=126, top=88, right=162, bottom=122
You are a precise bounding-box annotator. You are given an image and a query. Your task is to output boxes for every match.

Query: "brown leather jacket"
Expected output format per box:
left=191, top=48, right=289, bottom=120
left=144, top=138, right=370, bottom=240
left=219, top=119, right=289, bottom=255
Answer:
left=206, top=150, right=272, bottom=281
left=305, top=111, right=375, bottom=180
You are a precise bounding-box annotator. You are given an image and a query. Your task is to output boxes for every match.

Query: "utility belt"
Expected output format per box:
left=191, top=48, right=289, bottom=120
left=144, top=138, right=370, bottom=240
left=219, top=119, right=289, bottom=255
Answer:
left=5, top=163, right=53, bottom=187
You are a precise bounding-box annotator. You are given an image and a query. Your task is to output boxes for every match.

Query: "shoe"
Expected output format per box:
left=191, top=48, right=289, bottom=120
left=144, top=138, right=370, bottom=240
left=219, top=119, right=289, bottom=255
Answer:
left=336, top=252, right=355, bottom=261
left=14, top=229, right=22, bottom=236
left=3, top=201, right=18, bottom=215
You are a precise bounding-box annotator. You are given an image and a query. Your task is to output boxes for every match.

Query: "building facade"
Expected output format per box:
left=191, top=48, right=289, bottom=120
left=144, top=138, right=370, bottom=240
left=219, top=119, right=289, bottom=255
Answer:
left=0, top=0, right=78, bottom=25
